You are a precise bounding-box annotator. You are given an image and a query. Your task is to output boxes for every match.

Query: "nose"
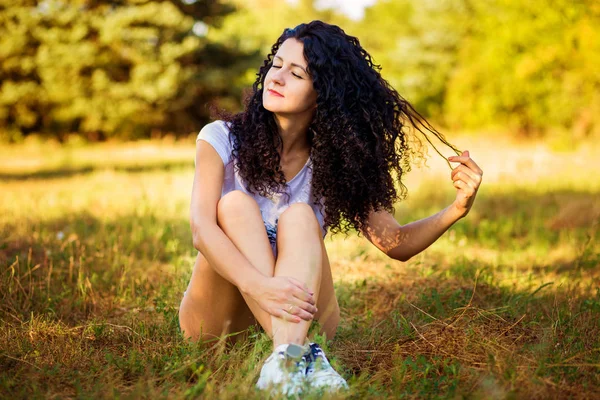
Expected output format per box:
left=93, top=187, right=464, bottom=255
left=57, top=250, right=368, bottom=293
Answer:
left=271, top=68, right=285, bottom=86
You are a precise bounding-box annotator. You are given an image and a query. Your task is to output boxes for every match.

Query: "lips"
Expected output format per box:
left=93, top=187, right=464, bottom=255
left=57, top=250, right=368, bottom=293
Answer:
left=268, top=89, right=284, bottom=97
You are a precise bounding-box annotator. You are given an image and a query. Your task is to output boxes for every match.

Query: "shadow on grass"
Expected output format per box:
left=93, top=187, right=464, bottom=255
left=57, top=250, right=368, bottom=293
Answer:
left=0, top=209, right=193, bottom=325
left=1, top=187, right=599, bottom=398
left=2, top=245, right=598, bottom=398
left=1, top=185, right=597, bottom=324
left=332, top=269, right=600, bottom=398
left=0, top=160, right=193, bottom=181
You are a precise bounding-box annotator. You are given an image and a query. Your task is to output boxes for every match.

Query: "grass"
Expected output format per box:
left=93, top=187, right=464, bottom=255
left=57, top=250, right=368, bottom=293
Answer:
left=1, top=133, right=599, bottom=399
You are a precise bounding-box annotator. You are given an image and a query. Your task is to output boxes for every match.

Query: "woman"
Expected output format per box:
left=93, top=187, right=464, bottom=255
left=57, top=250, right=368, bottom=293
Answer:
left=178, top=20, right=483, bottom=396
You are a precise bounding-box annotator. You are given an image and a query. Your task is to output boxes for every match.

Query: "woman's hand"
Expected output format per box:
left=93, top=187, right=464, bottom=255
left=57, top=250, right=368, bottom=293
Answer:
left=249, top=276, right=318, bottom=323
left=448, top=150, right=483, bottom=219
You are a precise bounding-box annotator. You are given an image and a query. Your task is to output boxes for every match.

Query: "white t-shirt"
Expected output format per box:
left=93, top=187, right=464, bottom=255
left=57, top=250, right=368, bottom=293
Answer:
left=195, top=120, right=327, bottom=257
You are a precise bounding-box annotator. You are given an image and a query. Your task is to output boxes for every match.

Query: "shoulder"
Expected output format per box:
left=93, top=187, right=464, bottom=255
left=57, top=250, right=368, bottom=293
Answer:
left=196, top=120, right=235, bottom=166
left=196, top=120, right=234, bottom=142
left=200, top=119, right=229, bottom=133
left=215, top=119, right=233, bottom=131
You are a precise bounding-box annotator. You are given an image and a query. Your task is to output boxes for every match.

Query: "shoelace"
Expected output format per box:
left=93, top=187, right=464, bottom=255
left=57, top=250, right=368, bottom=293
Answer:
left=305, top=343, right=350, bottom=391
left=305, top=343, right=328, bottom=373
left=279, top=344, right=312, bottom=373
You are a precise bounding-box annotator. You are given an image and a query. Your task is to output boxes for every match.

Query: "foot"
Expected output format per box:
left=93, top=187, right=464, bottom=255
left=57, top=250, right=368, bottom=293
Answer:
left=255, top=343, right=310, bottom=396
left=305, top=342, right=349, bottom=392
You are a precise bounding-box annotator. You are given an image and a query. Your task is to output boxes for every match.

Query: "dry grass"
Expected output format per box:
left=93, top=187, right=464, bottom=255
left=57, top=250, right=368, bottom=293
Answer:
left=1, top=133, right=599, bottom=399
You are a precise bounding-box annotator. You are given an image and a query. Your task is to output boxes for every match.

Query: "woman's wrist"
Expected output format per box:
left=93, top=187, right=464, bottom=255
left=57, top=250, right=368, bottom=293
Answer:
left=447, top=201, right=468, bottom=222
left=237, top=267, right=268, bottom=297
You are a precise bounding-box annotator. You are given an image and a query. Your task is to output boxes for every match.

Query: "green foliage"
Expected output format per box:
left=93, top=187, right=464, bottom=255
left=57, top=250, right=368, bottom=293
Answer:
left=393, top=355, right=461, bottom=398
left=2, top=0, right=600, bottom=141
left=349, top=0, right=600, bottom=138
left=0, top=0, right=248, bottom=141
left=444, top=0, right=600, bottom=138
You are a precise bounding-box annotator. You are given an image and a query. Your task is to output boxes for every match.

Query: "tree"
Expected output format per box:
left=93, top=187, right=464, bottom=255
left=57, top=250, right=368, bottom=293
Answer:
left=444, top=0, right=600, bottom=137
left=0, top=0, right=253, bottom=141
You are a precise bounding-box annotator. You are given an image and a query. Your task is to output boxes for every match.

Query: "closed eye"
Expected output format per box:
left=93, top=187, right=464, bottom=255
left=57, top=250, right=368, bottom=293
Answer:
left=272, top=65, right=302, bottom=79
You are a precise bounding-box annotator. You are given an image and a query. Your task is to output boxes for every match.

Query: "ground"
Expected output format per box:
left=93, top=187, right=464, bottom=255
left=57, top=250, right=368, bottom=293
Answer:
left=1, top=132, right=599, bottom=399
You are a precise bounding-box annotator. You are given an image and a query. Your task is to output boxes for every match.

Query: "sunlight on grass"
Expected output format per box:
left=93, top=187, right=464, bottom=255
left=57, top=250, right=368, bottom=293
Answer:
left=1, top=134, right=599, bottom=398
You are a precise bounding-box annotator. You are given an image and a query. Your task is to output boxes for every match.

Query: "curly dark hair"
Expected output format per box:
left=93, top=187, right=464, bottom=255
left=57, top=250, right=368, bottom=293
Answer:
left=211, top=20, right=461, bottom=236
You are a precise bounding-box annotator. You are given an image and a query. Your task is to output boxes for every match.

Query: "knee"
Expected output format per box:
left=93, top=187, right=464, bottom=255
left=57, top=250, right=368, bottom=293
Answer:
left=279, top=203, right=320, bottom=234
left=181, top=327, right=223, bottom=345
left=179, top=320, right=208, bottom=344
left=178, top=306, right=203, bottom=343
left=217, top=190, right=258, bottom=221
left=178, top=307, right=233, bottom=345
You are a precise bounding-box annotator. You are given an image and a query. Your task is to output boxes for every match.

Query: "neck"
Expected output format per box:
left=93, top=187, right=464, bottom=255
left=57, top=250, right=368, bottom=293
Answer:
left=272, top=111, right=314, bottom=158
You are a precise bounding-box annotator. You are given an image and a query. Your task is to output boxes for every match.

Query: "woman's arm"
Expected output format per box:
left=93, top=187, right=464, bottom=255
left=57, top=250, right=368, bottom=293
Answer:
left=362, top=205, right=462, bottom=262
left=190, top=140, right=265, bottom=292
left=190, top=139, right=316, bottom=321
left=362, top=150, right=483, bottom=262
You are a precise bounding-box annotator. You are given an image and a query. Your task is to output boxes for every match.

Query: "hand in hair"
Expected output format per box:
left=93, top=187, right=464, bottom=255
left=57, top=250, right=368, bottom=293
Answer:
left=448, top=150, right=483, bottom=218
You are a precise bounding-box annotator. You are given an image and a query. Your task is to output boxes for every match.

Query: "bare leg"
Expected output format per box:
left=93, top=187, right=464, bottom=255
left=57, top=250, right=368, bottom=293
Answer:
left=270, top=202, right=324, bottom=348
left=178, top=251, right=258, bottom=344
left=179, top=190, right=340, bottom=346
left=179, top=190, right=274, bottom=343
left=311, top=238, right=341, bottom=342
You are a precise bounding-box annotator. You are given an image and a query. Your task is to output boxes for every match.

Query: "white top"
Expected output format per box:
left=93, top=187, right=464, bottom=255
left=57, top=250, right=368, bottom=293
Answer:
left=195, top=120, right=327, bottom=246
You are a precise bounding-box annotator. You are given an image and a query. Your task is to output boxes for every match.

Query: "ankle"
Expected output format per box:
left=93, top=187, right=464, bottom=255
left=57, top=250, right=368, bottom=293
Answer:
left=273, top=338, right=309, bottom=349
left=272, top=343, right=289, bottom=353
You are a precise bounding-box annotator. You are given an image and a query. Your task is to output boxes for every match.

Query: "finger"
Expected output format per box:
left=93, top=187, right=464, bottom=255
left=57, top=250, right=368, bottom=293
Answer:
left=292, top=286, right=316, bottom=306
left=451, top=167, right=481, bottom=187
left=453, top=179, right=466, bottom=190
left=448, top=152, right=483, bottom=175
left=286, top=304, right=314, bottom=321
left=451, top=165, right=481, bottom=183
left=295, top=308, right=314, bottom=321
left=299, top=311, right=314, bottom=321
left=452, top=171, right=479, bottom=189
left=449, top=156, right=482, bottom=175
left=289, top=280, right=315, bottom=305
left=295, top=299, right=318, bottom=315
left=275, top=308, right=301, bottom=323
left=453, top=179, right=477, bottom=194
left=288, top=277, right=315, bottom=296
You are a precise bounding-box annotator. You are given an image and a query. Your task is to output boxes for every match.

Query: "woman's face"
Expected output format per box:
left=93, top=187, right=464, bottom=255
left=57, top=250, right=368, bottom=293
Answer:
left=262, top=38, right=317, bottom=115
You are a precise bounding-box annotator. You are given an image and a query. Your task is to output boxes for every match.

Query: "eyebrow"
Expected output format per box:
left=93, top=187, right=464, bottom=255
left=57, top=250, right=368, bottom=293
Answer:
left=274, top=55, right=307, bottom=74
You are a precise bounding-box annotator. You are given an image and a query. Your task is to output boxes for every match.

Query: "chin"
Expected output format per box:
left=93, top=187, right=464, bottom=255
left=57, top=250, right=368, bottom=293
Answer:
left=262, top=97, right=274, bottom=112
left=263, top=101, right=284, bottom=113
left=263, top=104, right=275, bottom=113
left=263, top=94, right=289, bottom=112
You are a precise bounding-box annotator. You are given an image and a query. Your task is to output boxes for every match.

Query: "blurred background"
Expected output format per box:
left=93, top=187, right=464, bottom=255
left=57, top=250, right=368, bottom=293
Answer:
left=1, top=1, right=600, bottom=398
left=1, top=0, right=599, bottom=143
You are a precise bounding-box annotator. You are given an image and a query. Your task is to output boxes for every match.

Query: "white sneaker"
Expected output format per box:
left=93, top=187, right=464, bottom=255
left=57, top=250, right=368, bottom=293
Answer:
left=256, top=343, right=310, bottom=396
left=305, top=343, right=349, bottom=392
